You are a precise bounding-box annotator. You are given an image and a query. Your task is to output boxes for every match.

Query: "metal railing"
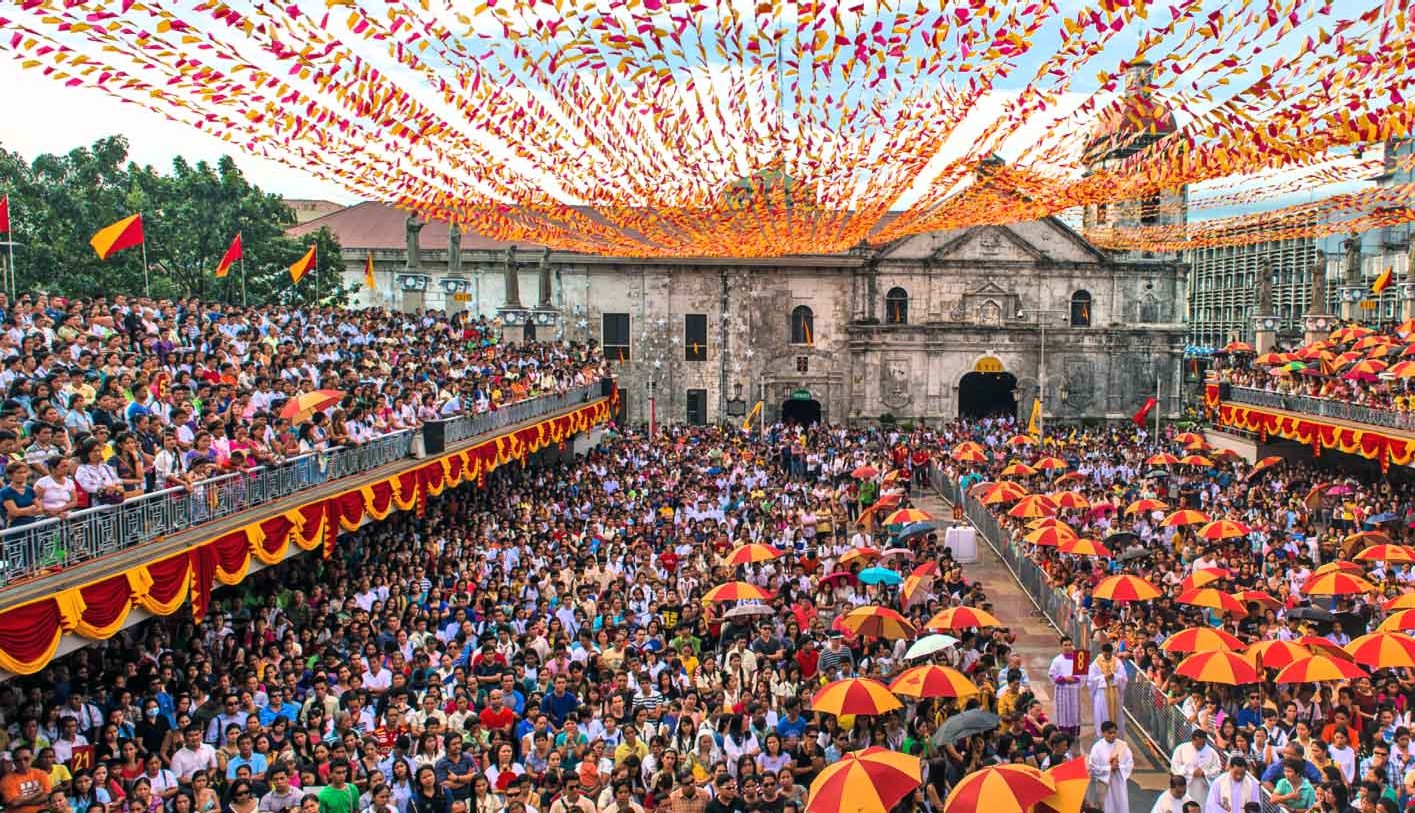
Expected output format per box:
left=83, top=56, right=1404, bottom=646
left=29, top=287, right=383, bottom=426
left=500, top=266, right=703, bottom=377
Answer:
left=1227, top=385, right=1415, bottom=432
left=1, top=381, right=608, bottom=585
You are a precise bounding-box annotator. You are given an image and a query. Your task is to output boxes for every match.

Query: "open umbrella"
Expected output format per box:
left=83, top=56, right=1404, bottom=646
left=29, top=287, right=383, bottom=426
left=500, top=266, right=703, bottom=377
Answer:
left=884, top=508, right=933, bottom=526
left=1036, top=758, right=1089, bottom=813
left=1177, top=588, right=1248, bottom=616
left=904, top=634, right=960, bottom=661
left=1008, top=495, right=1057, bottom=518
left=1245, top=456, right=1283, bottom=480
left=1247, top=640, right=1312, bottom=670
left=1058, top=538, right=1111, bottom=558
left=935, top=709, right=1003, bottom=744
left=703, top=582, right=773, bottom=602
left=1125, top=498, right=1168, bottom=515
left=977, top=482, right=1029, bottom=505
left=852, top=465, right=881, bottom=479
left=897, top=522, right=936, bottom=541
left=279, top=389, right=346, bottom=424
left=841, top=606, right=916, bottom=639
left=1093, top=575, right=1161, bottom=602
left=806, top=748, right=921, bottom=813
left=811, top=678, right=903, bottom=716
left=1234, top=590, right=1282, bottom=610
left=888, top=665, right=979, bottom=699
left=1034, top=456, right=1068, bottom=471
left=1313, top=561, right=1365, bottom=576
left=858, top=567, right=903, bottom=586
left=723, top=604, right=775, bottom=620
left=926, top=606, right=1003, bottom=630
left=820, top=571, right=860, bottom=587
left=1287, top=606, right=1337, bottom=624
left=1346, top=529, right=1394, bottom=548
left=1162, top=509, right=1212, bottom=527
left=1048, top=491, right=1090, bottom=510
left=1180, top=454, right=1214, bottom=467
left=1198, top=520, right=1252, bottom=541
left=1024, top=526, right=1078, bottom=547
left=1160, top=627, right=1245, bottom=653
left=1175, top=650, right=1263, bottom=685
left=1274, top=655, right=1369, bottom=683
left=1146, top=453, right=1181, bottom=466
left=1000, top=463, right=1038, bottom=477
left=1356, top=544, right=1415, bottom=563
left=1006, top=434, right=1035, bottom=447
left=1345, top=633, right=1415, bottom=668
left=1304, top=571, right=1377, bottom=596
left=953, top=448, right=989, bottom=464
left=839, top=548, right=881, bottom=566
left=944, top=765, right=1054, bottom=813
left=1379, top=609, right=1415, bottom=630
left=1181, top=569, right=1232, bottom=590
left=726, top=544, right=786, bottom=565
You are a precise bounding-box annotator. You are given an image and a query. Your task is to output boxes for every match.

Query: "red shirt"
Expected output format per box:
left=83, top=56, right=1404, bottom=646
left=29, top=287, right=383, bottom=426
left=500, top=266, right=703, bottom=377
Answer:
left=796, top=648, right=820, bottom=680
left=480, top=706, right=516, bottom=733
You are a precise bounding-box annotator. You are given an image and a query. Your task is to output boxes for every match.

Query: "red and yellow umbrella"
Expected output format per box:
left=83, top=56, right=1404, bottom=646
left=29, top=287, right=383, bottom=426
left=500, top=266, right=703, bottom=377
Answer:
left=1036, top=758, right=1089, bottom=813
left=976, top=482, right=1029, bottom=505
left=1313, top=560, right=1365, bottom=576
left=1000, top=462, right=1038, bottom=477
left=887, top=665, right=979, bottom=699
left=1304, top=570, right=1377, bottom=596
left=279, top=388, right=346, bottom=424
left=1198, top=520, right=1252, bottom=541
left=944, top=765, right=1055, bottom=813
left=1179, top=454, right=1214, bottom=467
left=1181, top=569, right=1232, bottom=590
left=1355, top=545, right=1415, bottom=563
left=884, top=508, right=933, bottom=526
left=1034, top=456, right=1068, bottom=471
left=1175, top=432, right=1205, bottom=445
left=1274, top=655, right=1369, bottom=683
left=1349, top=359, right=1388, bottom=376
left=1344, top=633, right=1415, bottom=668
left=1161, top=509, right=1212, bottom=527
left=1234, top=590, right=1282, bottom=610
left=1048, top=491, right=1091, bottom=510
left=1247, top=640, right=1312, bottom=670
left=805, top=747, right=921, bottom=813
left=1177, top=588, right=1248, bottom=615
left=953, top=441, right=985, bottom=456
left=1008, top=495, right=1057, bottom=518
left=1345, top=529, right=1394, bottom=548
left=726, top=544, right=786, bottom=565
left=1389, top=360, right=1415, bottom=378
left=1379, top=608, right=1415, bottom=630
left=1028, top=517, right=1073, bottom=531
left=703, top=581, right=773, bottom=602
left=839, top=548, right=882, bottom=566
left=1175, top=650, right=1263, bottom=685
left=925, top=606, right=1004, bottom=631
left=1125, top=498, right=1168, bottom=515
left=1146, top=452, right=1181, bottom=466
left=1055, top=471, right=1088, bottom=485
left=1024, top=526, right=1078, bottom=547
left=1093, top=575, right=1161, bottom=603
left=840, top=606, right=918, bottom=640
left=1006, top=434, right=1036, bottom=447
left=811, top=679, right=904, bottom=717
left=852, top=465, right=881, bottom=479
left=1296, top=636, right=1355, bottom=661
left=1246, top=456, right=1283, bottom=480
left=1058, top=538, right=1111, bottom=558
left=1160, top=627, right=1245, bottom=654
left=953, top=448, right=989, bottom=464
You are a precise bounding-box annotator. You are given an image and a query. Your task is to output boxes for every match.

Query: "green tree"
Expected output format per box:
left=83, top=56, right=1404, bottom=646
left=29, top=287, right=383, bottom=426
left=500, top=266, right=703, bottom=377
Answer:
left=0, top=136, right=352, bottom=304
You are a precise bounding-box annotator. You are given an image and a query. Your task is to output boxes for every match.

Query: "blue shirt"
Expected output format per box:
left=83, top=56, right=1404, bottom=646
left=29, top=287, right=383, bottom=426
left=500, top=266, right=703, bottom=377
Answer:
left=541, top=690, right=578, bottom=727
left=776, top=715, right=808, bottom=740
left=227, top=751, right=268, bottom=780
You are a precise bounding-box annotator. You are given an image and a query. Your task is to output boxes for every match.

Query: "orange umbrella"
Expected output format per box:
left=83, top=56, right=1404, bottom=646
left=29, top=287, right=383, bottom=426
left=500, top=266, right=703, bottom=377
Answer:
left=1160, top=627, right=1245, bottom=653
left=726, top=544, right=786, bottom=565
left=1175, top=650, right=1263, bottom=685
left=1355, top=545, right=1415, bottom=563
left=1245, top=456, right=1283, bottom=480
left=1125, top=498, right=1168, bottom=515
left=1378, top=609, right=1415, bottom=630
left=811, top=678, right=903, bottom=716
left=1028, top=516, right=1072, bottom=530
left=279, top=389, right=346, bottom=424
left=1177, top=588, right=1248, bottom=616
left=1198, top=520, right=1251, bottom=541
left=977, top=482, right=1029, bottom=505
left=1006, top=434, right=1035, bottom=447
left=1000, top=462, right=1038, bottom=477
left=1185, top=440, right=1214, bottom=452
left=1247, top=640, right=1312, bottom=670
left=900, top=573, right=934, bottom=607
left=852, top=465, right=881, bottom=479
left=944, top=765, right=1055, bottom=813
left=1253, top=352, right=1286, bottom=365
left=1024, top=526, right=1078, bottom=547
left=1296, top=636, right=1356, bottom=661
left=1146, top=452, right=1181, bottom=466
left=839, top=548, right=881, bottom=566
left=1274, top=655, right=1369, bottom=683
left=953, top=448, right=989, bottom=464
left=1344, top=633, right=1415, bottom=668
left=703, top=582, right=774, bottom=602
left=1036, top=758, right=1089, bottom=813
left=1346, top=529, right=1394, bottom=548
left=1224, top=340, right=1255, bottom=353
left=1180, top=454, right=1214, bottom=467
left=926, top=606, right=1004, bottom=630
left=806, top=748, right=921, bottom=813
left=887, top=665, right=979, bottom=699
left=1234, top=590, right=1282, bottom=610
left=1034, top=456, right=1068, bottom=471
left=1008, top=495, right=1057, bottom=518
left=1058, top=538, right=1111, bottom=558
left=1055, top=471, right=1088, bottom=485
left=1181, top=569, right=1232, bottom=590
left=953, top=441, right=985, bottom=456
left=884, top=508, right=933, bottom=526
left=1048, top=491, right=1091, bottom=510
left=1313, top=560, right=1365, bottom=576
left=840, top=606, right=918, bottom=640
left=1388, top=360, right=1415, bottom=378
left=1304, top=571, right=1377, bottom=596
left=1175, top=432, right=1205, bottom=445
left=1162, top=509, right=1212, bottom=527
left=1093, top=575, right=1161, bottom=603
left=1349, top=359, right=1388, bottom=376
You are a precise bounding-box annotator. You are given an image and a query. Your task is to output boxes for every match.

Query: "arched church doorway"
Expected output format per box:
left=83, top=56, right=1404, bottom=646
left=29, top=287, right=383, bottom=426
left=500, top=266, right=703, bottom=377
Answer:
left=959, top=372, right=1018, bottom=420
left=781, top=397, right=822, bottom=426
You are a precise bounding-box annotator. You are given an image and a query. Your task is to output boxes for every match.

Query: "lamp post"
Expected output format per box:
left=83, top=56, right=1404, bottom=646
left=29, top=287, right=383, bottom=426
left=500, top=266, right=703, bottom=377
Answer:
left=726, top=382, right=747, bottom=418
left=1016, top=307, right=1070, bottom=442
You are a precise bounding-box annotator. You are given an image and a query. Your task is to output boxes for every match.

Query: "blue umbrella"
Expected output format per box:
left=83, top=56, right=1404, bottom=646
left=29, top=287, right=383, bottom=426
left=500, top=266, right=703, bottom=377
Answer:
left=858, top=567, right=903, bottom=586
left=1366, top=512, right=1399, bottom=525
left=897, top=521, right=937, bottom=541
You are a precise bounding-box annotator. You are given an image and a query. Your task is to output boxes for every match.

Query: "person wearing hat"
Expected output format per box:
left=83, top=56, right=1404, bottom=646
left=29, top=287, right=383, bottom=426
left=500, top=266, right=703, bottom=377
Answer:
left=1171, top=728, right=1223, bottom=804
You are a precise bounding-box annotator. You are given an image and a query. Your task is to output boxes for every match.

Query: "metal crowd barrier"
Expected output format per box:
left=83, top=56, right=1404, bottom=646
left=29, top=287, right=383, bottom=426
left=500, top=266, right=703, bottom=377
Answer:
left=1227, top=385, right=1415, bottom=432
left=0, top=381, right=607, bottom=585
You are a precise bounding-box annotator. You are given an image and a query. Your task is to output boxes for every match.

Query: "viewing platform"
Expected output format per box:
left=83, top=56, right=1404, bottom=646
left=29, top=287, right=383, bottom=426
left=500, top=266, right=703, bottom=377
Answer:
left=0, top=380, right=616, bottom=678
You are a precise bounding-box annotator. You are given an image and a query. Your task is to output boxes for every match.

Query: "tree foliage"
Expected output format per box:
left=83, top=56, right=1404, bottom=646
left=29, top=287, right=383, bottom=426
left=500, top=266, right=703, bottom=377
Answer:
left=0, top=136, right=352, bottom=304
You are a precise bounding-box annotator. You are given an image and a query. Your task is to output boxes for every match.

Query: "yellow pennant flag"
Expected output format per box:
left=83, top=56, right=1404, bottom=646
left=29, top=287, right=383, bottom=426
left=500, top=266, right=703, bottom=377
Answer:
left=1373, top=265, right=1394, bottom=295
left=289, top=244, right=316, bottom=283
left=1026, top=397, right=1042, bottom=438
left=363, top=252, right=376, bottom=291
left=741, top=400, right=763, bottom=431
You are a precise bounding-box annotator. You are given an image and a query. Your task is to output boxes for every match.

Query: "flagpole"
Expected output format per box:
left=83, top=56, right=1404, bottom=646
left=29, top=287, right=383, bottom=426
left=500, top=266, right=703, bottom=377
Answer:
left=240, top=253, right=247, bottom=307
left=1155, top=376, right=1162, bottom=441
left=140, top=222, right=151, bottom=298
left=5, top=239, right=14, bottom=302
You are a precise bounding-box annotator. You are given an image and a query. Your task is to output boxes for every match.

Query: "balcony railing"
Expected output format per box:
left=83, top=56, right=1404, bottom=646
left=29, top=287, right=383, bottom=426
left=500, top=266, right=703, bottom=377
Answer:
left=1226, top=385, right=1415, bottom=432
left=0, top=382, right=605, bottom=585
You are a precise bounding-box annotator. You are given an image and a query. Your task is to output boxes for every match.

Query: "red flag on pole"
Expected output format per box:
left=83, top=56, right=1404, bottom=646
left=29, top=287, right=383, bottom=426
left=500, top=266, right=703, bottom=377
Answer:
left=90, top=213, right=145, bottom=260
left=1132, top=397, right=1158, bottom=427
left=0, top=194, right=9, bottom=235
left=214, top=232, right=242, bottom=278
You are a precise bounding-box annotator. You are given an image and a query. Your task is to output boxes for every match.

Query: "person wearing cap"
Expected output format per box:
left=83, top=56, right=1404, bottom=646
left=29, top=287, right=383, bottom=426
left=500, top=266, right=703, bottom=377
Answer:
left=1171, top=728, right=1223, bottom=803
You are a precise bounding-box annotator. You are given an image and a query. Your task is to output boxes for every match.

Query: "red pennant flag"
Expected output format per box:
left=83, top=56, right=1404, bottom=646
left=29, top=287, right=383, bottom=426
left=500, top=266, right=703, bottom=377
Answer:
left=0, top=194, right=9, bottom=235
left=1132, top=397, right=1158, bottom=427
left=214, top=232, right=242, bottom=278
left=288, top=244, right=316, bottom=283
left=90, top=213, right=144, bottom=260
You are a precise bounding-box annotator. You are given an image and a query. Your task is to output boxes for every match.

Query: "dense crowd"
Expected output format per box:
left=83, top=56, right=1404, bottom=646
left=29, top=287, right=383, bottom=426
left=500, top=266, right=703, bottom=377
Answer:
left=0, top=293, right=604, bottom=526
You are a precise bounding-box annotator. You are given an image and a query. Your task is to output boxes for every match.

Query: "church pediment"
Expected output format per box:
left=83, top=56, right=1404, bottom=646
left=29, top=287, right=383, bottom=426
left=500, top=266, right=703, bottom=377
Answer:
left=930, top=225, right=1046, bottom=263
left=875, top=217, right=1108, bottom=265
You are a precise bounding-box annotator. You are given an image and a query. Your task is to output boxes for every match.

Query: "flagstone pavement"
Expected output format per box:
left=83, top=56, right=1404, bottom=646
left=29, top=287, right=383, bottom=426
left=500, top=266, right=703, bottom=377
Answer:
left=917, top=491, right=1172, bottom=810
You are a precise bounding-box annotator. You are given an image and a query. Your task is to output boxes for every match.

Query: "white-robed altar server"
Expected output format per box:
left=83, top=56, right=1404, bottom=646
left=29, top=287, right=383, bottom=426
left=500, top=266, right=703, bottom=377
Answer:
left=1048, top=635, right=1084, bottom=741
left=1088, top=643, right=1129, bottom=737
left=1150, top=775, right=1197, bottom=813
left=1089, top=720, right=1134, bottom=813
left=1170, top=729, right=1224, bottom=803
left=1203, top=758, right=1261, bottom=813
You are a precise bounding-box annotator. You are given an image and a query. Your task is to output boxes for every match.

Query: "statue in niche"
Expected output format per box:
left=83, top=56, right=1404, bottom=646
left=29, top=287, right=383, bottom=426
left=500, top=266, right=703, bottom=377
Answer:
left=404, top=215, right=424, bottom=269
left=503, top=246, right=521, bottom=307
left=538, top=247, right=553, bottom=307
left=1309, top=250, right=1328, bottom=314
left=1343, top=234, right=1362, bottom=287
left=1256, top=259, right=1273, bottom=315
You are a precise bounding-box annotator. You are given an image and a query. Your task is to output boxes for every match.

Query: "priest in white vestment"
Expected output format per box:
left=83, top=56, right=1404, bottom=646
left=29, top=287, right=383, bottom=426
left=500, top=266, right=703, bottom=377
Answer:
left=1088, top=643, right=1129, bottom=737
left=1049, top=636, right=1084, bottom=739
left=1089, top=720, right=1134, bottom=813
left=1170, top=729, right=1224, bottom=803
left=1150, top=775, right=1196, bottom=813
left=1204, top=758, right=1262, bottom=813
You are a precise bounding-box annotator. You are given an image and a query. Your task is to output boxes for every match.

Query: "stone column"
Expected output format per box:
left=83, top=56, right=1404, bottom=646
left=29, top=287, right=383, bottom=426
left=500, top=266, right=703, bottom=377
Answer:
left=1339, top=285, right=1366, bottom=322
left=502, top=246, right=521, bottom=307
left=1253, top=315, right=1278, bottom=354
left=537, top=248, right=552, bottom=306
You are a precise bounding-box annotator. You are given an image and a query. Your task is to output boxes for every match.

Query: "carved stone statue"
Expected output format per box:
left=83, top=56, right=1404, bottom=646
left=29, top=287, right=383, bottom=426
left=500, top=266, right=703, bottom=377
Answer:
left=404, top=215, right=424, bottom=269
left=1407, top=234, right=1415, bottom=282
left=502, top=245, right=521, bottom=307
left=1309, top=249, right=1328, bottom=314
left=1256, top=259, right=1274, bottom=316
left=538, top=247, right=552, bottom=307
left=1343, top=234, right=1362, bottom=287
left=448, top=223, right=462, bottom=276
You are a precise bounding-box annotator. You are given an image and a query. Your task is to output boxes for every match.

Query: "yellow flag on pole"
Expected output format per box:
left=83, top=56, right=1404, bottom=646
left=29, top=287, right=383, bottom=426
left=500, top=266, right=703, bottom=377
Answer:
left=363, top=252, right=376, bottom=291
left=1026, top=398, right=1041, bottom=438
left=742, top=400, right=763, bottom=431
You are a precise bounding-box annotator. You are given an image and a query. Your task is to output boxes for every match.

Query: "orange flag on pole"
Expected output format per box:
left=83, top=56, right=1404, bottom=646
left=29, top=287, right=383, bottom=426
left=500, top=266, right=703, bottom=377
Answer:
left=90, top=213, right=144, bottom=260
left=1373, top=265, right=1394, bottom=295
left=214, top=232, right=242, bottom=278
left=363, top=252, right=376, bottom=290
left=289, top=244, right=316, bottom=283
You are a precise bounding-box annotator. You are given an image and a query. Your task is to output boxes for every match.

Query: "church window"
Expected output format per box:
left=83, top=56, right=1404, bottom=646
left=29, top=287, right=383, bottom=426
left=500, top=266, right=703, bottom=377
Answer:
left=1070, top=291, right=1093, bottom=327
left=684, top=314, right=707, bottom=362
left=885, top=287, right=909, bottom=325
left=602, top=313, right=630, bottom=360
left=790, top=305, right=815, bottom=345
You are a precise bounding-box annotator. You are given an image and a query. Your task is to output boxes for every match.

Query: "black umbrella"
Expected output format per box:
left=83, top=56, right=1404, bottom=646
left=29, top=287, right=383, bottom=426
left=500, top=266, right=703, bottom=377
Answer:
left=898, top=522, right=937, bottom=541
left=934, top=709, right=1001, bottom=745
left=1105, top=531, right=1140, bottom=547
left=1288, top=606, right=1336, bottom=624
left=1146, top=470, right=1170, bottom=479
left=1116, top=547, right=1152, bottom=562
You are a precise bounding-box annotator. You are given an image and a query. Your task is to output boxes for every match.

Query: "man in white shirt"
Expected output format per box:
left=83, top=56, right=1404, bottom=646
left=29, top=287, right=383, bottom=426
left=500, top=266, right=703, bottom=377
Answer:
left=1088, top=721, right=1133, bottom=813
left=1170, top=729, right=1224, bottom=803
left=169, top=726, right=218, bottom=788
left=1151, top=775, right=1195, bottom=813
left=1204, top=757, right=1261, bottom=813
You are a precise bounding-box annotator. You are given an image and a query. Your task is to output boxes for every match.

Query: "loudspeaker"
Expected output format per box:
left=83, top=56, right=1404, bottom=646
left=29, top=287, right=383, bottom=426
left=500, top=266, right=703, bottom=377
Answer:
left=423, top=421, right=447, bottom=456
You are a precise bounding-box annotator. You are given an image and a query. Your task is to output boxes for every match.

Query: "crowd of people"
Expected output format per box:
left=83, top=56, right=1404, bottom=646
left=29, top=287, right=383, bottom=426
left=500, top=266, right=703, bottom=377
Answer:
left=0, top=294, right=604, bottom=528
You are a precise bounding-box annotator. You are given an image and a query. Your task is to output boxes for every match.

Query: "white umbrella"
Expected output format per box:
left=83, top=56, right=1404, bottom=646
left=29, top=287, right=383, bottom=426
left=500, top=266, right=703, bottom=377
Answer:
left=905, top=633, right=960, bottom=661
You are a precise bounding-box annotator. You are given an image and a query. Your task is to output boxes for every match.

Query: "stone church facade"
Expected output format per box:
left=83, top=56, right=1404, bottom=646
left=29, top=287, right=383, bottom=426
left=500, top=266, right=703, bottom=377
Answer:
left=293, top=206, right=1188, bottom=426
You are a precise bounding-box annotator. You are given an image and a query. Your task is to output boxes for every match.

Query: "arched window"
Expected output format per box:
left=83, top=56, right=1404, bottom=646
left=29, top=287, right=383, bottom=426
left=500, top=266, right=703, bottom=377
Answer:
left=1070, top=290, right=1092, bottom=327
left=885, top=287, right=909, bottom=325
left=790, top=305, right=815, bottom=345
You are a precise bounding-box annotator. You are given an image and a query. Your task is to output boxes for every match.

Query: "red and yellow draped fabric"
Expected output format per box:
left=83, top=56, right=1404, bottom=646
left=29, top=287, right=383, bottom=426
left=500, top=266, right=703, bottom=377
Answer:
left=1216, top=400, right=1415, bottom=474
left=0, top=392, right=612, bottom=675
